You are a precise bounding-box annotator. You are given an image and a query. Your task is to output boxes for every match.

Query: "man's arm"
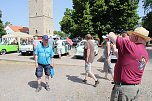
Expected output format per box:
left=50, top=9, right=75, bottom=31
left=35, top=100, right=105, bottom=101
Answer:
left=35, top=55, right=38, bottom=68
left=86, top=49, right=90, bottom=63
left=50, top=58, right=54, bottom=67
left=107, top=42, right=111, bottom=58
left=107, top=32, right=117, bottom=44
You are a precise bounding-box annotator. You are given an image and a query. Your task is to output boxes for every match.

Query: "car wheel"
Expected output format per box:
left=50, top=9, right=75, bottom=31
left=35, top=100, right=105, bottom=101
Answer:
left=21, top=52, right=26, bottom=56
left=1, top=49, right=6, bottom=55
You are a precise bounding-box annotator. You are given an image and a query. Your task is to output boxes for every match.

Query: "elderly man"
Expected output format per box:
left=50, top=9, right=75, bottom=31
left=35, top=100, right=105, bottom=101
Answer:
left=83, top=34, right=99, bottom=87
left=34, top=35, right=54, bottom=92
left=108, top=27, right=151, bottom=101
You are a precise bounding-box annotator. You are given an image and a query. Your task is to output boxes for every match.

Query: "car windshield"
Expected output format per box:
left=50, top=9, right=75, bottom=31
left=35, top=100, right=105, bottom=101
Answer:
left=20, top=41, right=33, bottom=45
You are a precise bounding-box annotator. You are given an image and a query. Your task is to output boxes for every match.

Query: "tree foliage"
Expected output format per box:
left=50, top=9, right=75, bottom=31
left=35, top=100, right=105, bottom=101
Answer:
left=142, top=0, right=152, bottom=38
left=60, top=0, right=139, bottom=39
left=54, top=30, right=67, bottom=38
left=142, top=11, right=152, bottom=37
left=5, top=21, right=12, bottom=27
left=143, top=0, right=152, bottom=12
left=0, top=10, right=6, bottom=37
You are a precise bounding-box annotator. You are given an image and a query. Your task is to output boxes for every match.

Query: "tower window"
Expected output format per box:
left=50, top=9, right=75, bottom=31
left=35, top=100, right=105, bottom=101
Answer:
left=36, top=30, right=38, bottom=34
left=36, top=13, right=37, bottom=16
left=35, top=0, right=37, bottom=3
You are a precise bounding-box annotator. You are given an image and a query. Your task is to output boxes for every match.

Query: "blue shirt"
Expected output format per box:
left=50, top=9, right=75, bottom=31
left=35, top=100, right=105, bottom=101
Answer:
left=35, top=43, right=54, bottom=65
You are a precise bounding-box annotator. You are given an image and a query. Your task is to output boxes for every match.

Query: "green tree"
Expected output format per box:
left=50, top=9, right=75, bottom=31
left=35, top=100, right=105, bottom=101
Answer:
left=0, top=10, right=6, bottom=38
left=60, top=0, right=139, bottom=40
left=142, top=12, right=152, bottom=37
left=54, top=30, right=66, bottom=38
left=4, top=21, right=12, bottom=27
left=60, top=8, right=74, bottom=37
left=142, top=0, right=152, bottom=37
left=143, top=0, right=152, bottom=12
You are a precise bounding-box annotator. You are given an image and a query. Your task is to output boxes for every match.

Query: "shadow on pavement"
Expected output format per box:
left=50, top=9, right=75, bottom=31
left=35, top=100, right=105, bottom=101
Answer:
left=29, top=57, right=34, bottom=60
left=66, top=75, right=84, bottom=84
left=80, top=72, right=110, bottom=81
left=66, top=75, right=93, bottom=86
left=97, top=56, right=104, bottom=62
left=71, top=56, right=84, bottom=60
left=28, top=81, right=46, bottom=89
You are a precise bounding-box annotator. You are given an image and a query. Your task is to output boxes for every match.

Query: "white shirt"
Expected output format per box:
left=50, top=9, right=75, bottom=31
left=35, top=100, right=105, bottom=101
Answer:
left=33, top=40, right=40, bottom=49
left=56, top=40, right=62, bottom=48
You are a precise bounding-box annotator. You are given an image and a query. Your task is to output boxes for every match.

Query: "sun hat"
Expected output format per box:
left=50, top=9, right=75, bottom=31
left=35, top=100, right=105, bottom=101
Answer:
left=42, top=35, right=49, bottom=40
left=127, top=27, right=151, bottom=41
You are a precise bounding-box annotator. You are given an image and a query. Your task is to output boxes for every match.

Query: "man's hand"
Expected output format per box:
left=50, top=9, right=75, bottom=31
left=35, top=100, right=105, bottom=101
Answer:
left=50, top=63, right=54, bottom=68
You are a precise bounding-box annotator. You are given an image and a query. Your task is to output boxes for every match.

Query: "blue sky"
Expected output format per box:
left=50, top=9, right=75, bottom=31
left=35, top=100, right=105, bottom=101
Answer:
left=0, top=0, right=144, bottom=31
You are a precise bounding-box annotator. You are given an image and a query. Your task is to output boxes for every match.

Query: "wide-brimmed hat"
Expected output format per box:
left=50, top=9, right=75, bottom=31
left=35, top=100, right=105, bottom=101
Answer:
left=127, top=27, right=151, bottom=41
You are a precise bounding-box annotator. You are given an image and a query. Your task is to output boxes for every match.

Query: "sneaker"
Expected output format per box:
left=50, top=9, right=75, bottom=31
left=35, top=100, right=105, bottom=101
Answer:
left=82, top=79, right=87, bottom=84
left=45, top=83, right=50, bottom=91
left=93, top=80, right=99, bottom=87
left=35, top=85, right=42, bottom=92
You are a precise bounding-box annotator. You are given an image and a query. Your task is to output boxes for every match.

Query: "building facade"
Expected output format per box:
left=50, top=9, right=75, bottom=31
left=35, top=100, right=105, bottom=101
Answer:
left=29, top=0, right=53, bottom=36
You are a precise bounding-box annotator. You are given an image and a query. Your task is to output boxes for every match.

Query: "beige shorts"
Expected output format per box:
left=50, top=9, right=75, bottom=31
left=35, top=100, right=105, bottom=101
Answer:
left=85, top=62, right=92, bottom=73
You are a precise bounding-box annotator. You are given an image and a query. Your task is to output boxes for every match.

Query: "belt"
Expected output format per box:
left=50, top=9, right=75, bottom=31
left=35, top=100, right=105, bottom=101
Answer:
left=112, top=82, right=139, bottom=85
left=38, top=63, right=50, bottom=66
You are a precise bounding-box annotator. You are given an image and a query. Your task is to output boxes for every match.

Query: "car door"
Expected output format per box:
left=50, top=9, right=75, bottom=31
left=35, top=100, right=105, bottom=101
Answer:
left=77, top=41, right=85, bottom=56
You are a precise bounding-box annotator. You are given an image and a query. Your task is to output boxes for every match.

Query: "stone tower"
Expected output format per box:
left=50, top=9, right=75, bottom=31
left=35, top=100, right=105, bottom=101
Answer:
left=29, top=0, right=53, bottom=36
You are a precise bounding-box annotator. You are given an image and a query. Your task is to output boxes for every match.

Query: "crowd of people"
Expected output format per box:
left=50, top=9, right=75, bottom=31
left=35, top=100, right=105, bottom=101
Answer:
left=32, top=27, right=151, bottom=101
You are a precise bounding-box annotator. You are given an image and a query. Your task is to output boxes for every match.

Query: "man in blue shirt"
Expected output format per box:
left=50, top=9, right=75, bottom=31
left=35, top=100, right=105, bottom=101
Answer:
left=34, top=35, right=54, bottom=92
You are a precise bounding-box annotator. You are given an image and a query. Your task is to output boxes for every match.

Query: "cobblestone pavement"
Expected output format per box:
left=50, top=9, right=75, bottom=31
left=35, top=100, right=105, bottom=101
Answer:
left=0, top=47, right=152, bottom=101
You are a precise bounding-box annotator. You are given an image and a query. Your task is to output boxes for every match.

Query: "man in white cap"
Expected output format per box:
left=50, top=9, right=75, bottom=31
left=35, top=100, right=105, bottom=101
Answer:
left=107, top=27, right=151, bottom=101
left=102, top=35, right=114, bottom=80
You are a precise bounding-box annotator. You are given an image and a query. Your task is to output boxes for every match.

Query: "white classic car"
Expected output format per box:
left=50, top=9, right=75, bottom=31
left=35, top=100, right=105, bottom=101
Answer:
left=75, top=40, right=98, bottom=58
left=19, top=44, right=33, bottom=55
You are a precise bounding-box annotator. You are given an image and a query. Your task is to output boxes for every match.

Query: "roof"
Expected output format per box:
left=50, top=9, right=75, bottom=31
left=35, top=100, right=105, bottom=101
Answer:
left=9, top=25, right=29, bottom=33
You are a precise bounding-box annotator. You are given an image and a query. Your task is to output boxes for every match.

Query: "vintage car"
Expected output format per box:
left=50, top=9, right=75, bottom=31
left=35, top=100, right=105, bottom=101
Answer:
left=0, top=42, right=18, bottom=55
left=75, top=40, right=98, bottom=58
left=53, top=40, right=70, bottom=56
left=19, top=40, right=41, bottom=56
left=19, top=44, right=33, bottom=55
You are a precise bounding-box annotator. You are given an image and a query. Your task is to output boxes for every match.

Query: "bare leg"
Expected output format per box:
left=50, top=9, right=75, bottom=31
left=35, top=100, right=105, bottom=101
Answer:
left=110, top=72, right=114, bottom=81
left=88, top=71, right=99, bottom=87
left=85, top=72, right=88, bottom=80
left=88, top=71, right=97, bottom=81
left=35, top=77, right=42, bottom=92
left=104, top=71, right=108, bottom=79
left=37, top=77, right=42, bottom=85
left=45, top=75, right=50, bottom=91
left=45, top=75, right=49, bottom=83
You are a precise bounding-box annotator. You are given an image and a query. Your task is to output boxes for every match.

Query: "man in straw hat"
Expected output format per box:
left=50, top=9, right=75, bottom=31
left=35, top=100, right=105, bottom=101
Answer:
left=107, top=27, right=151, bottom=101
left=83, top=34, right=99, bottom=87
